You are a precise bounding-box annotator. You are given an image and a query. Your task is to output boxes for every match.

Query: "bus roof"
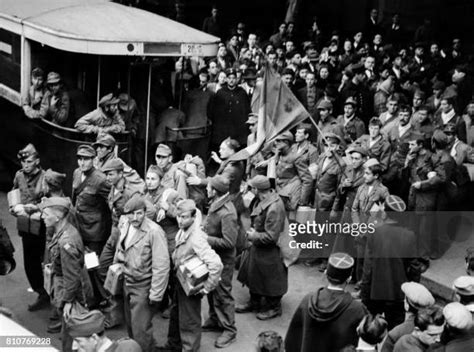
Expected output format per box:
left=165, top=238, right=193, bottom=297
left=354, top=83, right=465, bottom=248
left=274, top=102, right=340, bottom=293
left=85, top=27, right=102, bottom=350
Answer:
left=0, top=0, right=220, bottom=56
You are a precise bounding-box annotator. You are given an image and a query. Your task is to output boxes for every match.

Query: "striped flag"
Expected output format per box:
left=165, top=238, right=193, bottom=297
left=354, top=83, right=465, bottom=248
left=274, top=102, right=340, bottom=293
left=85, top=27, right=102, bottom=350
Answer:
left=230, top=66, right=309, bottom=161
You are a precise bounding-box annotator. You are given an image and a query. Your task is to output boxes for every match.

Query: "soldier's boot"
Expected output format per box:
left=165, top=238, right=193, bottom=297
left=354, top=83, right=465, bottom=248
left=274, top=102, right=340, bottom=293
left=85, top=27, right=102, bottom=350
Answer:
left=215, top=331, right=236, bottom=348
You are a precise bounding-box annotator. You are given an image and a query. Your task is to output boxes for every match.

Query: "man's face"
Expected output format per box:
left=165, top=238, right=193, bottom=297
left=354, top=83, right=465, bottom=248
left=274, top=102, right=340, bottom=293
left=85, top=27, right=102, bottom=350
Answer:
left=211, top=8, right=217, bottom=17
left=440, top=100, right=451, bottom=113
left=155, top=154, right=171, bottom=169
left=417, top=109, right=428, bottom=123
left=279, top=24, right=286, bottom=34
left=324, top=140, right=338, bottom=153
left=105, top=103, right=118, bottom=115
left=387, top=100, right=398, bottom=114
left=96, top=145, right=112, bottom=160
left=199, top=74, right=209, bottom=87
left=319, top=67, right=329, bottom=79
left=453, top=39, right=461, bottom=50
left=248, top=34, right=257, bottom=47
left=41, top=208, right=59, bottom=228
left=295, top=129, right=308, bottom=143
left=318, top=108, right=330, bottom=120
left=369, top=125, right=381, bottom=139
left=146, top=172, right=160, bottom=191
left=285, top=41, right=295, bottom=52
left=227, top=74, right=237, bottom=88
left=399, top=111, right=411, bottom=126
left=364, top=168, right=377, bottom=184
left=209, top=62, right=218, bottom=75
left=275, top=139, right=289, bottom=152
left=417, top=325, right=443, bottom=346
left=430, top=44, right=439, bottom=55
left=287, top=23, right=294, bottom=32
left=77, top=156, right=94, bottom=173
left=218, top=46, right=226, bottom=57
left=177, top=211, right=195, bottom=230
left=408, top=140, right=422, bottom=154
left=305, top=73, right=315, bottom=87
left=393, top=56, right=402, bottom=67
left=105, top=170, right=122, bottom=186
left=217, top=72, right=227, bottom=85
left=128, top=208, right=145, bottom=228
left=350, top=152, right=364, bottom=168
left=219, top=141, right=233, bottom=159
left=467, top=103, right=474, bottom=116
left=48, top=82, right=61, bottom=94
left=267, top=53, right=277, bottom=66
left=415, top=47, right=424, bottom=57
left=413, top=95, right=423, bottom=108
left=298, top=68, right=308, bottom=80
left=374, top=35, right=382, bottom=45
left=21, top=155, right=39, bottom=174
left=291, top=54, right=302, bottom=66
left=282, top=74, right=292, bottom=86
left=344, top=104, right=355, bottom=117
left=32, top=76, right=44, bottom=88
left=73, top=336, right=96, bottom=352
left=354, top=32, right=363, bottom=43
left=364, top=57, right=375, bottom=70
left=230, top=36, right=238, bottom=46
left=344, top=41, right=352, bottom=52
left=370, top=9, right=378, bottom=19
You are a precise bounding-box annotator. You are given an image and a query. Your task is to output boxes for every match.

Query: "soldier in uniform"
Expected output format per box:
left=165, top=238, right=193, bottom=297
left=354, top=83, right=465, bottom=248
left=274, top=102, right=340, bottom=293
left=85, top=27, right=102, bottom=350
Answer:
left=273, top=131, right=313, bottom=212
left=114, top=196, right=170, bottom=352
left=202, top=175, right=239, bottom=348
left=236, top=175, right=288, bottom=321
left=316, top=100, right=345, bottom=153
left=10, top=144, right=49, bottom=311
left=40, top=197, right=84, bottom=351
left=36, top=72, right=72, bottom=126
left=75, top=93, right=126, bottom=135
left=155, top=144, right=188, bottom=199
left=22, top=67, right=45, bottom=117
left=292, top=123, right=319, bottom=170
left=336, top=97, right=366, bottom=144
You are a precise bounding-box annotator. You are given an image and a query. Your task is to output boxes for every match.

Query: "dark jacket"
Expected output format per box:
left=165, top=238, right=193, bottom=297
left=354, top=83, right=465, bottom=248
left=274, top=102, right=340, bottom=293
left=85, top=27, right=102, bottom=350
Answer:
left=314, top=154, right=346, bottom=211
left=285, top=287, right=367, bottom=352
left=381, top=314, right=416, bottom=352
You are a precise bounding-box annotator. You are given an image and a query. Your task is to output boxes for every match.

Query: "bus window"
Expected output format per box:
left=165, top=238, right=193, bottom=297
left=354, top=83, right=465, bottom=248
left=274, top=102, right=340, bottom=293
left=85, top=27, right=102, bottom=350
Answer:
left=0, top=29, right=21, bottom=92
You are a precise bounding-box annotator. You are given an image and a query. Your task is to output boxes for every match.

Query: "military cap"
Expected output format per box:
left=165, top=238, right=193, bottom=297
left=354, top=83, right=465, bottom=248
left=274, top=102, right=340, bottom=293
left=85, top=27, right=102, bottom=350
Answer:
left=93, top=134, right=116, bottom=148
left=246, top=113, right=258, bottom=124
left=248, top=175, right=271, bottom=190
left=123, top=194, right=147, bottom=214
left=364, top=158, right=380, bottom=168
left=317, top=99, right=333, bottom=111
left=44, top=169, right=66, bottom=189
left=17, top=143, right=38, bottom=160
left=344, top=96, right=358, bottom=107
left=46, top=72, right=61, bottom=84
left=401, top=282, right=435, bottom=309
left=242, top=67, right=257, bottom=79
left=67, top=309, right=105, bottom=338
left=348, top=146, right=368, bottom=157
left=210, top=175, right=230, bottom=193
left=155, top=144, right=172, bottom=157
left=323, top=132, right=342, bottom=144
left=432, top=81, right=446, bottom=91
left=432, top=130, right=448, bottom=144
left=39, top=196, right=72, bottom=212
left=275, top=131, right=294, bottom=142
left=443, top=123, right=456, bottom=134
left=307, top=51, right=319, bottom=61
left=146, top=164, right=164, bottom=178
left=225, top=68, right=238, bottom=77
left=326, top=252, right=354, bottom=284
left=77, top=145, right=96, bottom=158
left=176, top=199, right=197, bottom=214
left=453, top=276, right=474, bottom=296
left=102, top=158, right=124, bottom=173
left=443, top=302, right=472, bottom=330
left=99, top=93, right=119, bottom=107
left=385, top=194, right=406, bottom=212
left=351, top=63, right=365, bottom=75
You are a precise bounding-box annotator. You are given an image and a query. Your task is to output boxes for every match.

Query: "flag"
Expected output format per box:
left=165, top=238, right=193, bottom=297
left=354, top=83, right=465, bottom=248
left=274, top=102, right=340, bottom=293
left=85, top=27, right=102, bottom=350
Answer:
left=230, top=66, right=308, bottom=160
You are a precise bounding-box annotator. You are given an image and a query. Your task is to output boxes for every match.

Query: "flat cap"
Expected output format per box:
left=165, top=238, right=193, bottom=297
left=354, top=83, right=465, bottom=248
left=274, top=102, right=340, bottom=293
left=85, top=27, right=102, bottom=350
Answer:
left=99, top=93, right=119, bottom=107
left=348, top=146, right=368, bottom=157
left=275, top=131, right=294, bottom=142
left=344, top=96, right=358, bottom=106
left=77, top=145, right=96, bottom=158
left=317, top=100, right=333, bottom=110
left=146, top=164, right=164, bottom=178
left=46, top=72, right=61, bottom=84
left=155, top=144, right=172, bottom=157
left=453, top=276, right=474, bottom=296
left=443, top=123, right=456, bottom=134
left=44, top=169, right=66, bottom=189
left=432, top=130, right=448, bottom=145
left=176, top=199, right=197, bottom=214
left=17, top=143, right=38, bottom=160
left=39, top=196, right=72, bottom=212
left=93, top=134, right=116, bottom=148
left=246, top=113, right=258, bottom=124
left=323, top=132, right=342, bottom=144
left=443, top=302, right=472, bottom=330
left=67, top=309, right=105, bottom=338
left=102, top=158, right=124, bottom=173
left=401, top=282, right=435, bottom=309
left=385, top=194, right=406, bottom=212
left=249, top=175, right=271, bottom=191
left=123, top=194, right=147, bottom=213
left=326, top=252, right=354, bottom=284
left=364, top=158, right=380, bottom=168
left=225, top=68, right=238, bottom=77
left=210, top=175, right=230, bottom=193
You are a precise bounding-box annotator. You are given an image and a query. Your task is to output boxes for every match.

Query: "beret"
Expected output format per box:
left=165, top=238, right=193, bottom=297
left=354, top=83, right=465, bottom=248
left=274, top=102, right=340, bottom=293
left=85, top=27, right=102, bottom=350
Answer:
left=275, top=131, right=294, bottom=142
left=77, top=145, right=96, bottom=158
left=453, top=276, right=474, bottom=296
left=249, top=175, right=271, bottom=190
left=39, top=196, right=72, bottom=212
left=326, top=252, right=354, bottom=284
left=46, top=72, right=61, bottom=84
left=364, top=158, right=380, bottom=168
left=102, top=158, right=124, bottom=173
left=44, top=169, right=66, bottom=189
left=67, top=309, right=105, bottom=338
left=176, top=199, right=197, bottom=214
left=443, top=302, right=472, bottom=330
left=385, top=194, right=406, bottom=212
left=93, top=134, right=116, bottom=148
left=443, top=123, right=456, bottom=134
left=123, top=195, right=147, bottom=213
left=317, top=100, right=333, bottom=110
left=401, top=282, right=435, bottom=309
left=210, top=175, right=230, bottom=193
left=17, top=143, right=38, bottom=160
left=155, top=144, right=172, bottom=157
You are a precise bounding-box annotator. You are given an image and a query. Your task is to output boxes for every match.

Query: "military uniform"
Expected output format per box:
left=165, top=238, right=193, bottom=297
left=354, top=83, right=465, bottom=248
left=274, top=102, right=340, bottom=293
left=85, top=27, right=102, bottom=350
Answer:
left=75, top=94, right=125, bottom=135
left=352, top=134, right=392, bottom=172
left=34, top=73, right=71, bottom=126
left=336, top=114, right=366, bottom=144
left=314, top=153, right=346, bottom=211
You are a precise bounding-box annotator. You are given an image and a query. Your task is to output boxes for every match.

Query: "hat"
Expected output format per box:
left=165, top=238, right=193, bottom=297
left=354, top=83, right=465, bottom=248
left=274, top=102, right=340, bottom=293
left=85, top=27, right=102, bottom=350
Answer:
left=246, top=113, right=258, bottom=124
left=123, top=194, right=146, bottom=214
left=443, top=123, right=456, bottom=134
left=77, top=145, right=96, bottom=158
left=44, top=169, right=66, bottom=189
left=364, top=158, right=380, bottom=168
left=323, top=132, right=342, bottom=144
left=453, top=276, right=474, bottom=296
left=317, top=100, right=333, bottom=110
left=344, top=97, right=358, bottom=107
left=432, top=81, right=446, bottom=91
left=385, top=194, right=406, bottom=212
left=99, top=93, right=119, bottom=107
left=275, top=131, right=294, bottom=142
left=39, top=197, right=72, bottom=212
left=249, top=175, right=271, bottom=190
left=210, top=175, right=230, bottom=193
left=102, top=158, right=124, bottom=173
left=443, top=302, right=472, bottom=330
left=225, top=68, right=238, bottom=77
left=93, top=134, right=116, bottom=148
left=242, top=68, right=257, bottom=79
left=348, top=146, right=368, bottom=157
left=432, top=130, right=448, bottom=145
left=176, top=199, right=197, bottom=214
left=326, top=252, right=354, bottom=283
left=155, top=144, right=172, bottom=157
left=146, top=164, right=164, bottom=178
left=308, top=51, right=319, bottom=61
left=351, top=63, right=365, bottom=75
left=17, top=144, right=38, bottom=160
left=46, top=72, right=61, bottom=84
left=401, top=282, right=435, bottom=309
left=67, top=309, right=105, bottom=338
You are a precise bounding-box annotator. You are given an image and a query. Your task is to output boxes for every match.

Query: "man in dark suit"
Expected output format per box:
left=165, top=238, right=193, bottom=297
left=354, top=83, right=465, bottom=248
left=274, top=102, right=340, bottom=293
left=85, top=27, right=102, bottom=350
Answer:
left=365, top=8, right=383, bottom=41
left=296, top=71, right=324, bottom=121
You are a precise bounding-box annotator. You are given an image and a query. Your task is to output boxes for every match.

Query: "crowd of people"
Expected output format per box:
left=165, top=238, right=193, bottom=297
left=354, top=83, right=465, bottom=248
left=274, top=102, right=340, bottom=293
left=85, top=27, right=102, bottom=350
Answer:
left=3, top=3, right=474, bottom=352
